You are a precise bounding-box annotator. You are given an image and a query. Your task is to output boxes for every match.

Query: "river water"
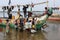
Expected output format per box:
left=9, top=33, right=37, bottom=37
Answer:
left=0, top=21, right=60, bottom=40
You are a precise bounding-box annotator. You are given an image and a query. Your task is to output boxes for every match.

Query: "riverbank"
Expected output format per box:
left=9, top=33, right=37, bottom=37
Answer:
left=48, top=17, right=60, bottom=21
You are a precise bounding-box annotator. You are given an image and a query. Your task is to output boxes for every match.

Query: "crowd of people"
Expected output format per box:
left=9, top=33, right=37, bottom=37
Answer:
left=5, top=6, right=53, bottom=33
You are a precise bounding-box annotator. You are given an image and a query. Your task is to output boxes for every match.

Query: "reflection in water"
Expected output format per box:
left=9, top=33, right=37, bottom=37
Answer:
left=0, top=22, right=60, bottom=40
left=0, top=29, right=47, bottom=40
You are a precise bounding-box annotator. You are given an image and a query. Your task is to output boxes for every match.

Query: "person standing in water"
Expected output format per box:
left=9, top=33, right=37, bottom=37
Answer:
left=15, top=8, right=22, bottom=31
left=6, top=19, right=10, bottom=33
left=6, top=9, right=12, bottom=33
left=20, top=16, right=24, bottom=32
left=7, top=6, right=14, bottom=19
left=6, top=6, right=14, bottom=33
left=43, top=7, right=53, bottom=16
left=43, top=7, right=48, bottom=15
left=23, top=5, right=29, bottom=18
left=28, top=11, right=32, bottom=18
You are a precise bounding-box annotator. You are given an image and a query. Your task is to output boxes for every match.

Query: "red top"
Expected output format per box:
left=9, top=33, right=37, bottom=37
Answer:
left=0, top=19, right=2, bottom=23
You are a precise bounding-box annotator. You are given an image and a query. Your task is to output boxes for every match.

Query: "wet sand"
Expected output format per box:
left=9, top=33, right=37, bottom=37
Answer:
left=0, top=21, right=60, bottom=40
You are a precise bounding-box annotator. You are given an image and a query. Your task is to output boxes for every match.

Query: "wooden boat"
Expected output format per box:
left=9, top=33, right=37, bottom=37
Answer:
left=35, top=8, right=53, bottom=30
left=0, top=8, right=53, bottom=31
left=35, top=14, right=48, bottom=30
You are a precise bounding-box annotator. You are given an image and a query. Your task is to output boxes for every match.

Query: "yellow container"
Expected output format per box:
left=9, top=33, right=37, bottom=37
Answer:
left=32, top=25, right=35, bottom=28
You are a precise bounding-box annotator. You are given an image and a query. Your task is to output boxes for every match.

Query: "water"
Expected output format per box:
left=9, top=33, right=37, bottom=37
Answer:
left=0, top=11, right=60, bottom=17
left=0, top=21, right=60, bottom=40
left=0, top=11, right=44, bottom=17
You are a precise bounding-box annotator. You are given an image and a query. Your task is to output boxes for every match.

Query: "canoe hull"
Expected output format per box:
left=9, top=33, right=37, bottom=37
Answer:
left=35, top=15, right=48, bottom=30
left=0, top=23, right=15, bottom=29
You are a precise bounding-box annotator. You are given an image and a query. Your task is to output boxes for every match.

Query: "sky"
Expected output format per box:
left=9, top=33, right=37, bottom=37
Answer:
left=0, top=0, right=60, bottom=11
